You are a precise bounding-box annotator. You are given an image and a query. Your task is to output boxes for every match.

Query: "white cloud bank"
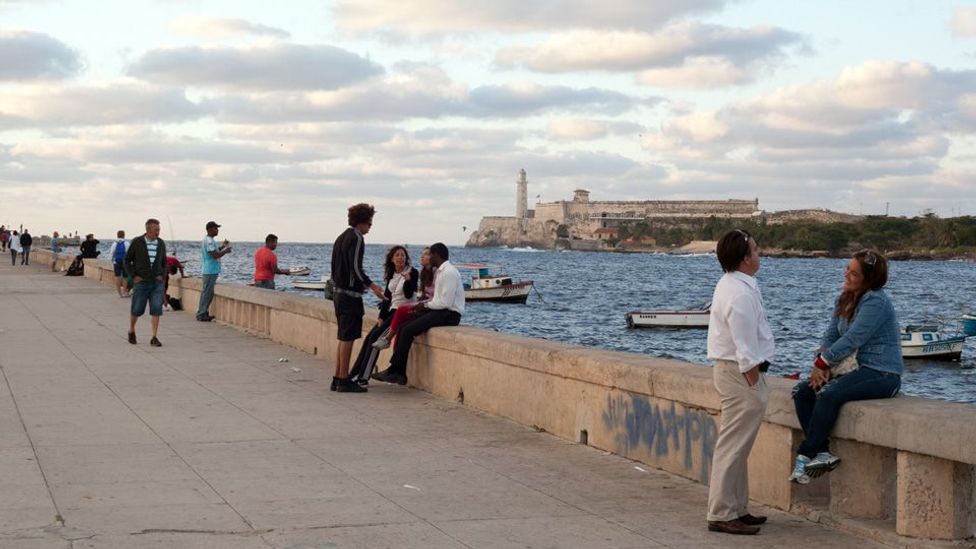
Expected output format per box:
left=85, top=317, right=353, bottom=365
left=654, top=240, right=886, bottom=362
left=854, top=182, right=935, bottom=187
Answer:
left=169, top=16, right=291, bottom=40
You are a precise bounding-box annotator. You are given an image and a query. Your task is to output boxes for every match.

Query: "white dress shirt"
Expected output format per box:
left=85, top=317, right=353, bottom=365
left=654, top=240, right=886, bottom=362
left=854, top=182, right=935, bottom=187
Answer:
left=707, top=271, right=775, bottom=373
left=427, top=260, right=465, bottom=315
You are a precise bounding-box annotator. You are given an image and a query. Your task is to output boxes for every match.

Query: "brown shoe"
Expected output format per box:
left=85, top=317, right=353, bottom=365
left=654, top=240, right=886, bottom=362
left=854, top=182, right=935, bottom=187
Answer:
left=738, top=513, right=767, bottom=525
left=707, top=519, right=760, bottom=535
left=128, top=332, right=136, bottom=345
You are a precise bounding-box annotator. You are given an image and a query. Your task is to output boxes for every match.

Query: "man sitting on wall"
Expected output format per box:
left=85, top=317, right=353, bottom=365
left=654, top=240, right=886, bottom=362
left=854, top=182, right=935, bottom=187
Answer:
left=372, top=242, right=464, bottom=386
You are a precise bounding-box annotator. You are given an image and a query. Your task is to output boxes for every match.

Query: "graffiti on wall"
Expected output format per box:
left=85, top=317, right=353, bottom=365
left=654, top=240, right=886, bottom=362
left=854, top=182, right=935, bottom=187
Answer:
left=602, top=393, right=718, bottom=483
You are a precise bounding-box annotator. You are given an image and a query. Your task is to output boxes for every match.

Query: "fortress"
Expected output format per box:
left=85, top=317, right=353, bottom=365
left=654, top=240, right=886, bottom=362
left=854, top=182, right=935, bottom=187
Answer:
left=466, top=170, right=765, bottom=249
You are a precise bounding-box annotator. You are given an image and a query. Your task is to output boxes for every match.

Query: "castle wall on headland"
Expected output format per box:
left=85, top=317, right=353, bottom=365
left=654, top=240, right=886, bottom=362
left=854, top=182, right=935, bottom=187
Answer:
left=34, top=246, right=976, bottom=542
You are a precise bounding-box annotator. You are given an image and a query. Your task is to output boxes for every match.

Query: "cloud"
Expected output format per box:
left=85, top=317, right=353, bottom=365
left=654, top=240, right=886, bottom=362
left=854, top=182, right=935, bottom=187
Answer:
left=0, top=84, right=206, bottom=127
left=126, top=43, right=384, bottom=91
left=495, top=23, right=803, bottom=72
left=546, top=118, right=643, bottom=141
left=204, top=64, right=646, bottom=123
left=639, top=60, right=976, bottom=209
left=0, top=29, right=81, bottom=80
left=333, top=0, right=727, bottom=36
left=950, top=6, right=976, bottom=37
left=169, top=16, right=291, bottom=40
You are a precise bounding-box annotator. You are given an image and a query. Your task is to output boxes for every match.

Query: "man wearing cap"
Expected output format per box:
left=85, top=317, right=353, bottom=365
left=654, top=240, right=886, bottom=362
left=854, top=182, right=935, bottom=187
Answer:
left=196, top=221, right=232, bottom=321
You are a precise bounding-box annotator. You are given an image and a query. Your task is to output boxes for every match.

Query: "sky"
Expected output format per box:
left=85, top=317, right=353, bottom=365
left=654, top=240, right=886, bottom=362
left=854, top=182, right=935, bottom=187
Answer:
left=1, top=0, right=975, bottom=244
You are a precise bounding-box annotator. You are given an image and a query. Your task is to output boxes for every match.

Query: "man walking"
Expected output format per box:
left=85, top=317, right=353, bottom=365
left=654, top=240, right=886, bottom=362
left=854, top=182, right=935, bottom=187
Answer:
left=372, top=242, right=464, bottom=386
left=108, top=230, right=130, bottom=297
left=196, top=221, right=231, bottom=321
left=124, top=219, right=167, bottom=347
left=330, top=203, right=385, bottom=393
left=705, top=229, right=774, bottom=535
left=50, top=231, right=62, bottom=272
left=19, top=229, right=32, bottom=265
left=253, top=234, right=290, bottom=289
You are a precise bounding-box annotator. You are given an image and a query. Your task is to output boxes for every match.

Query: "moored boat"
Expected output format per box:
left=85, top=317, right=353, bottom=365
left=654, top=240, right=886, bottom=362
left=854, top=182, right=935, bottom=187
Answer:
left=900, top=325, right=968, bottom=361
left=287, top=265, right=311, bottom=276
left=625, top=302, right=710, bottom=328
left=456, top=263, right=534, bottom=304
left=962, top=314, right=976, bottom=337
left=293, top=275, right=331, bottom=292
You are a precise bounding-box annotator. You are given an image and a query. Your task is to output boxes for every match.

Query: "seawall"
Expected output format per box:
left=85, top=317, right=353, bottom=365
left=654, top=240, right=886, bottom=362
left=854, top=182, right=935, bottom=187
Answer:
left=32, top=248, right=976, bottom=542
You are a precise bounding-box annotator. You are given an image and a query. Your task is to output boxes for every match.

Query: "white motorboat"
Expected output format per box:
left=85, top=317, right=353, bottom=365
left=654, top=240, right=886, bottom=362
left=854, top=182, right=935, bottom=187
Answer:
left=287, top=265, right=311, bottom=276
left=293, top=275, right=330, bottom=291
left=456, top=263, right=533, bottom=304
left=625, top=302, right=710, bottom=329
left=900, top=325, right=968, bottom=361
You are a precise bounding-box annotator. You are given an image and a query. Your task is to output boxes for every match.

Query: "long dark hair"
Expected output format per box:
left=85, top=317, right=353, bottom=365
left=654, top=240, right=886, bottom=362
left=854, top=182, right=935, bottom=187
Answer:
left=383, top=245, right=410, bottom=282
left=836, top=249, right=888, bottom=320
left=419, top=247, right=434, bottom=295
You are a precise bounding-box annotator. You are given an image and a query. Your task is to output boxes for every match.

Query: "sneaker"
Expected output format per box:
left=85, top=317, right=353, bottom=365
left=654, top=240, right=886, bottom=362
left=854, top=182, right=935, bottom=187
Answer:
left=127, top=332, right=137, bottom=345
left=335, top=378, right=367, bottom=393
left=806, top=451, right=841, bottom=477
left=789, top=455, right=811, bottom=485
left=371, top=336, right=390, bottom=350
left=330, top=377, right=339, bottom=392
left=371, top=369, right=407, bottom=385
left=150, top=337, right=162, bottom=347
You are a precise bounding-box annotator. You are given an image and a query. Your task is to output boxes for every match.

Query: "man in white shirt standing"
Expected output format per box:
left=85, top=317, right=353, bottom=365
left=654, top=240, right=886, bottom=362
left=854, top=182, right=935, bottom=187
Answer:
left=705, top=229, right=774, bottom=536
left=372, top=242, right=464, bottom=386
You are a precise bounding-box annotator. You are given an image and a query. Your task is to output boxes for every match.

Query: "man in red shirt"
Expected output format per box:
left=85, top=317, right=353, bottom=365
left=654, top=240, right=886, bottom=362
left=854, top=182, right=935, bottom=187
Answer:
left=254, top=234, right=289, bottom=289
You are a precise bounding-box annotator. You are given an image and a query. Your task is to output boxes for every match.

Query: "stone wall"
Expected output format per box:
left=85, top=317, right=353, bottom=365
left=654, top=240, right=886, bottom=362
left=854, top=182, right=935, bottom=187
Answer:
left=765, top=209, right=864, bottom=225
left=30, top=247, right=976, bottom=541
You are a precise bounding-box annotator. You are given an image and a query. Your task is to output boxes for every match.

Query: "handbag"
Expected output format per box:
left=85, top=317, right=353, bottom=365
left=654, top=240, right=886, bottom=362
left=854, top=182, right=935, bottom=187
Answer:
left=831, top=352, right=859, bottom=378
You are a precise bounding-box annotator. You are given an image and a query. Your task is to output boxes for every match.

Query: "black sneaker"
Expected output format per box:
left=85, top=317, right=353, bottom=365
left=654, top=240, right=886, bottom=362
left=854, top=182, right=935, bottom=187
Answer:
left=335, top=378, right=367, bottom=393
left=371, top=369, right=407, bottom=385
left=330, top=377, right=339, bottom=392
left=150, top=337, right=162, bottom=347
left=128, top=332, right=137, bottom=345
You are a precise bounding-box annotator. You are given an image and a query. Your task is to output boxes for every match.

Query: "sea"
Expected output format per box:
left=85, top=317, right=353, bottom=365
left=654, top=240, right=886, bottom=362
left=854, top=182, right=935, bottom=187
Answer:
left=96, top=239, right=976, bottom=404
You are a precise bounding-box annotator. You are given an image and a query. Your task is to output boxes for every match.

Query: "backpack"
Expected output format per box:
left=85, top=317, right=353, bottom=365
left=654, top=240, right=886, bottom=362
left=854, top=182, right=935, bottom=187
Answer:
left=112, top=240, right=127, bottom=264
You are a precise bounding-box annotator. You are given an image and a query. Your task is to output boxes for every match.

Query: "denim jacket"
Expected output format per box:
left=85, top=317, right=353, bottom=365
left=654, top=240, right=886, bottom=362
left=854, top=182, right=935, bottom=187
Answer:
left=819, top=290, right=903, bottom=376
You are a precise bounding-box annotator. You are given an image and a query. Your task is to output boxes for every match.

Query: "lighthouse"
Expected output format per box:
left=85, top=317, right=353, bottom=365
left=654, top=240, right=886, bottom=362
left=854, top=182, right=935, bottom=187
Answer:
left=516, top=169, right=528, bottom=219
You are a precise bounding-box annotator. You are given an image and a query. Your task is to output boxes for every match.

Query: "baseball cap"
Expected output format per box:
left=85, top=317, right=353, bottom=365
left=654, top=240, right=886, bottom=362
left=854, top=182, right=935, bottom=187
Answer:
left=206, top=221, right=221, bottom=229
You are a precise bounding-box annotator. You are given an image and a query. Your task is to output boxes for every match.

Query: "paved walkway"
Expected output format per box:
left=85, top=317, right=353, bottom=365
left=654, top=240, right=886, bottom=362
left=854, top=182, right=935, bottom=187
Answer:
left=0, top=262, right=890, bottom=548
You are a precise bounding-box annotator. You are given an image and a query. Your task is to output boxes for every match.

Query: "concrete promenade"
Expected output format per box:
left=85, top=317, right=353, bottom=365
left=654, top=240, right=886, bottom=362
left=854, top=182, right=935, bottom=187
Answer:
left=0, top=262, right=900, bottom=548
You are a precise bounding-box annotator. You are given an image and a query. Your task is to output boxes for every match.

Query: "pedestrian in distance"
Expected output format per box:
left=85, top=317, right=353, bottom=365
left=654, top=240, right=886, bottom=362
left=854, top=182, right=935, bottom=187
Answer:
left=196, top=221, right=231, bottom=321
left=789, top=249, right=902, bottom=484
left=0, top=226, right=7, bottom=252
left=108, top=230, right=131, bottom=297
left=372, top=242, right=464, bottom=387
left=50, top=231, right=62, bottom=272
left=80, top=234, right=100, bottom=258
left=124, top=218, right=167, bottom=347
left=704, top=229, right=774, bottom=536
left=19, top=229, right=32, bottom=265
left=330, top=203, right=385, bottom=393
left=8, top=230, right=21, bottom=266
left=253, top=234, right=290, bottom=290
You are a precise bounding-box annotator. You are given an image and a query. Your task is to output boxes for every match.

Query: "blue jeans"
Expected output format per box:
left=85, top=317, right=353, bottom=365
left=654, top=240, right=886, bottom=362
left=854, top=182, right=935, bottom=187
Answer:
left=131, top=278, right=164, bottom=317
left=793, top=367, right=901, bottom=458
left=197, top=274, right=218, bottom=319
left=21, top=246, right=30, bottom=264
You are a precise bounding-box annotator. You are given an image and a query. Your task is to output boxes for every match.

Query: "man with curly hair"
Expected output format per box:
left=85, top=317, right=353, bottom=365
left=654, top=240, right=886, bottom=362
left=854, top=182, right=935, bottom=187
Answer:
left=330, top=203, right=385, bottom=393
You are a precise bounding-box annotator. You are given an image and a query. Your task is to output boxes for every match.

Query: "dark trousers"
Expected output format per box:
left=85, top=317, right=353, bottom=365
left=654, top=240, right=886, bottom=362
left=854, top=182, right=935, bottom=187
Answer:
left=388, top=309, right=461, bottom=376
left=349, top=316, right=392, bottom=382
left=792, top=367, right=901, bottom=458
left=21, top=246, right=30, bottom=264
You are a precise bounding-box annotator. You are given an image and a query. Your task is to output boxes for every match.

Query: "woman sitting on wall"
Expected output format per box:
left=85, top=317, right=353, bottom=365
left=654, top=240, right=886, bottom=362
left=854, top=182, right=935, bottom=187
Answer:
left=373, top=247, right=434, bottom=350
left=789, top=249, right=903, bottom=484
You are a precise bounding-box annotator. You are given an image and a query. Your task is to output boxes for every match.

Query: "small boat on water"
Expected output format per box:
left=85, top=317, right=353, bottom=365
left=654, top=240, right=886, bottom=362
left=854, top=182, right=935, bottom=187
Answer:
left=625, top=302, right=710, bottom=328
left=287, top=265, right=311, bottom=276
left=963, top=314, right=976, bottom=337
left=900, top=325, right=969, bottom=361
left=293, top=275, right=331, bottom=292
left=456, top=263, right=533, bottom=304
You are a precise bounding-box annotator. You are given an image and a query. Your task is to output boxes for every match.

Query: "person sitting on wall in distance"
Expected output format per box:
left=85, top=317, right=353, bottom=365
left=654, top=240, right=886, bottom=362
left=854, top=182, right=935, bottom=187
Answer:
left=372, top=246, right=431, bottom=351
left=80, top=233, right=100, bottom=258
left=347, top=245, right=419, bottom=385
left=108, top=230, right=131, bottom=298
left=789, top=249, right=902, bottom=485
left=164, top=255, right=186, bottom=310
left=372, top=242, right=464, bottom=386
left=253, top=234, right=291, bottom=290
left=705, top=229, right=773, bottom=536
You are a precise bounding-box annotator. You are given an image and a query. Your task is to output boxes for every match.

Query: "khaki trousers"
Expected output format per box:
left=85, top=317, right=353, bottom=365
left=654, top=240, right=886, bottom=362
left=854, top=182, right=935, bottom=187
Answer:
left=706, top=359, right=769, bottom=522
